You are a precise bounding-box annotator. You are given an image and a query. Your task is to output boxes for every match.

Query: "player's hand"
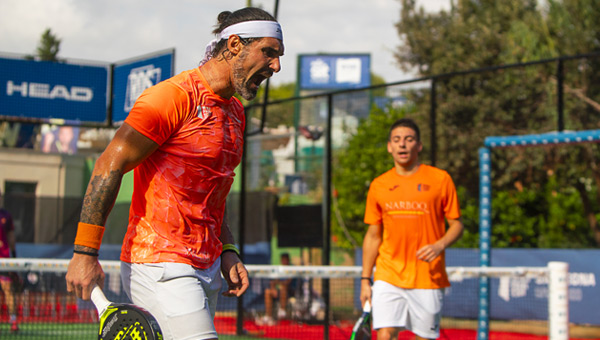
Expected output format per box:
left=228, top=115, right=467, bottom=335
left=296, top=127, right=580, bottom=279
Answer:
left=220, top=252, right=249, bottom=297
left=65, top=254, right=105, bottom=300
left=416, top=242, right=444, bottom=262
left=359, top=279, right=372, bottom=309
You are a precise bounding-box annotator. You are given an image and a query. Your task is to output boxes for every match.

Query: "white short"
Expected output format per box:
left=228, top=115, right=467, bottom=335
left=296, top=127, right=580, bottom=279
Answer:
left=371, top=280, right=443, bottom=339
left=121, top=259, right=223, bottom=340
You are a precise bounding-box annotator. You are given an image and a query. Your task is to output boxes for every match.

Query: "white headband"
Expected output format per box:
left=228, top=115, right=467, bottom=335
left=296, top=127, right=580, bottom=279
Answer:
left=200, top=20, right=283, bottom=66
left=220, top=21, right=283, bottom=41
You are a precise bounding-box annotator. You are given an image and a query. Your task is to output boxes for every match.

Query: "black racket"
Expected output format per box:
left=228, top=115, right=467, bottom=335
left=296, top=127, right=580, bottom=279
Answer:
left=91, top=285, right=163, bottom=340
left=350, top=300, right=372, bottom=340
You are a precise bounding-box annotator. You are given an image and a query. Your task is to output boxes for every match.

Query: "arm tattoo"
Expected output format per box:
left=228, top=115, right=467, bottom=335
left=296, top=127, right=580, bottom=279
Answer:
left=80, top=170, right=123, bottom=226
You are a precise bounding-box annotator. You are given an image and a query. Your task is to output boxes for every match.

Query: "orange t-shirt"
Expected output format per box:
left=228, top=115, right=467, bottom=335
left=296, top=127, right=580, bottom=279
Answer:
left=364, top=164, right=461, bottom=289
left=120, top=68, right=245, bottom=269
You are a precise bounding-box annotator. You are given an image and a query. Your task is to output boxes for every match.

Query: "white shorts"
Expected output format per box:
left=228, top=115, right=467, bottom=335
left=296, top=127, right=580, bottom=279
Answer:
left=371, top=280, right=443, bottom=339
left=121, top=259, right=223, bottom=340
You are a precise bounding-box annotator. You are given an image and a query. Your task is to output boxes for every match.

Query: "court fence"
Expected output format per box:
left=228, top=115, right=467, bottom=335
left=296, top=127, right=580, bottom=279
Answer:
left=0, top=258, right=570, bottom=340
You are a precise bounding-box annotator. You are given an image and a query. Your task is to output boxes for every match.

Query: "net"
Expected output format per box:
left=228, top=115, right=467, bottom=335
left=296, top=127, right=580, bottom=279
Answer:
left=0, top=259, right=568, bottom=340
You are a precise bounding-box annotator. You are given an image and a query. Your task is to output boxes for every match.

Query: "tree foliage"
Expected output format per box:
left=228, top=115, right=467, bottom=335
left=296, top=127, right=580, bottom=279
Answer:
left=331, top=104, right=414, bottom=249
left=385, top=0, right=600, bottom=248
left=26, top=28, right=61, bottom=61
left=331, top=1, right=600, bottom=250
left=244, top=72, right=389, bottom=130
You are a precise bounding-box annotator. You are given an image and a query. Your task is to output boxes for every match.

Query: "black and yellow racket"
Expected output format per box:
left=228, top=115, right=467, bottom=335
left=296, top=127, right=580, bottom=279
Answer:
left=91, top=285, right=163, bottom=340
left=350, top=300, right=372, bottom=340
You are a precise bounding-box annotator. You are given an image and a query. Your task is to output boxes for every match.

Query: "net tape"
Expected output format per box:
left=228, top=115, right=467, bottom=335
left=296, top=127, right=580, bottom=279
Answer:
left=0, top=258, right=549, bottom=279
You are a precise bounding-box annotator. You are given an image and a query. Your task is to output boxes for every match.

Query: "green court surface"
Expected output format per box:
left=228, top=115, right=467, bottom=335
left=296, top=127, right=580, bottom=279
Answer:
left=0, top=323, right=96, bottom=339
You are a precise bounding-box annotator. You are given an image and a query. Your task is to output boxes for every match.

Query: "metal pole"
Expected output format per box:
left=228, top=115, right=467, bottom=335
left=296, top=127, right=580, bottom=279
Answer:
left=257, top=0, right=280, bottom=134
left=557, top=59, right=564, bottom=131
left=273, top=0, right=279, bottom=17
left=322, top=93, right=333, bottom=340
left=238, top=1, right=280, bottom=335
left=236, top=131, right=247, bottom=336
left=107, top=64, right=115, bottom=126
left=430, top=78, right=437, bottom=166
left=477, top=147, right=492, bottom=340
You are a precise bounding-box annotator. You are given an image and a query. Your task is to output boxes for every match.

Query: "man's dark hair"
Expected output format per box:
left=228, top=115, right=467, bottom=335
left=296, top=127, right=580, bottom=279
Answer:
left=211, top=7, right=277, bottom=58
left=388, top=118, right=420, bottom=141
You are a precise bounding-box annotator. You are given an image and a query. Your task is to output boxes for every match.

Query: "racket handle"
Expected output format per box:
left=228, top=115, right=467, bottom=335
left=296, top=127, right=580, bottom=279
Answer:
left=91, top=284, right=111, bottom=316
left=363, top=300, right=371, bottom=313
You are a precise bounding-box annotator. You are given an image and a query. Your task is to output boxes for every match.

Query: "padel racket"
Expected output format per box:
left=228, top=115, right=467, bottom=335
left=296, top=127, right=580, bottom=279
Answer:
left=350, top=300, right=372, bottom=340
left=91, top=285, right=163, bottom=340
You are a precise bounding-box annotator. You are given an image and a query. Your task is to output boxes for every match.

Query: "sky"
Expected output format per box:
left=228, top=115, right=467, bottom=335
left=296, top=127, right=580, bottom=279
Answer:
left=0, top=0, right=450, bottom=86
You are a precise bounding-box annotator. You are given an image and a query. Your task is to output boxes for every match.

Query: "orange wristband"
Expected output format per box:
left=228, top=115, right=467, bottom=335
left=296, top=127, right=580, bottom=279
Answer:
left=74, top=222, right=105, bottom=250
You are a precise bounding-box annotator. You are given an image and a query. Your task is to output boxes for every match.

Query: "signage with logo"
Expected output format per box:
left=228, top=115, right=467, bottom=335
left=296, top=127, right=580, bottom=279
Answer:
left=112, top=49, right=174, bottom=123
left=298, top=54, right=370, bottom=90
left=444, top=249, right=600, bottom=325
left=0, top=57, right=109, bottom=123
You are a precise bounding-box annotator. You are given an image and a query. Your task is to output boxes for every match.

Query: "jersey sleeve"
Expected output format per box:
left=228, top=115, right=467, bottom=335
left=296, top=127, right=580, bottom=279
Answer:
left=442, top=173, right=461, bottom=220
left=124, top=81, right=191, bottom=146
left=364, top=181, right=382, bottom=225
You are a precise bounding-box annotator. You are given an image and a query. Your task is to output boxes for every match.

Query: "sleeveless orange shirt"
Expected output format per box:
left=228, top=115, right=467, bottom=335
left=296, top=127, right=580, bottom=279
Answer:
left=120, top=68, right=245, bottom=269
left=364, top=165, right=461, bottom=289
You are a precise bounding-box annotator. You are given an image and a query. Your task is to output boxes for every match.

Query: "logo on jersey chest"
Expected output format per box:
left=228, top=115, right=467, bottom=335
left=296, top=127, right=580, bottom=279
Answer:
left=384, top=200, right=430, bottom=215
left=418, top=183, right=430, bottom=191
left=197, top=105, right=212, bottom=120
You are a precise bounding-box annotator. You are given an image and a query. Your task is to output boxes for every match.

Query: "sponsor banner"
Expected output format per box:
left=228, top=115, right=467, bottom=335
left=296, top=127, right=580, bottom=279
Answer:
left=444, top=249, right=599, bottom=325
left=112, top=50, right=174, bottom=123
left=298, top=54, right=370, bottom=90
left=0, top=57, right=109, bottom=122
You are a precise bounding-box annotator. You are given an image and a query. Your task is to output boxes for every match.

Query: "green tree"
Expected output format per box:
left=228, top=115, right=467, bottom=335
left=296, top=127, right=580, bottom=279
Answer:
left=238, top=82, right=296, bottom=130
left=392, top=0, right=600, bottom=247
left=26, top=28, right=61, bottom=61
left=331, top=104, right=413, bottom=249
left=545, top=0, right=600, bottom=245
left=396, top=0, right=557, bottom=191
left=243, top=72, right=387, bottom=130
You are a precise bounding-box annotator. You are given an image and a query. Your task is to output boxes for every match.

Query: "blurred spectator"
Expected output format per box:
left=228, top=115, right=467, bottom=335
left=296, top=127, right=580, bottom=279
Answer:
left=41, top=125, right=79, bottom=154
left=0, top=189, right=19, bottom=332
left=258, top=253, right=297, bottom=325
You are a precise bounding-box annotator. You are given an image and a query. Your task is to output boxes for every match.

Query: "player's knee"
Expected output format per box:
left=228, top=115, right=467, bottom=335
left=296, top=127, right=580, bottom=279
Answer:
left=377, top=327, right=399, bottom=340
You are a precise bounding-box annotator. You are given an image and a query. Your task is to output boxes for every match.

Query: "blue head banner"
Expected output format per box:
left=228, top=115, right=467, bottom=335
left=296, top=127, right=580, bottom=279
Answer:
left=0, top=57, right=109, bottom=123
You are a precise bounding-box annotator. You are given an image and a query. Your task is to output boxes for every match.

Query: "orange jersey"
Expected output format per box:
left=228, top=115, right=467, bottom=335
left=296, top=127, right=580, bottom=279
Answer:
left=364, top=165, right=461, bottom=289
left=120, top=68, right=245, bottom=269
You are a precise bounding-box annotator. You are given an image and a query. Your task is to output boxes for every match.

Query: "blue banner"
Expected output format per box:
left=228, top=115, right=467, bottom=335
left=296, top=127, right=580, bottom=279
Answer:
left=444, top=249, right=600, bottom=325
left=112, top=50, right=174, bottom=123
left=298, top=54, right=370, bottom=90
left=0, top=57, right=109, bottom=123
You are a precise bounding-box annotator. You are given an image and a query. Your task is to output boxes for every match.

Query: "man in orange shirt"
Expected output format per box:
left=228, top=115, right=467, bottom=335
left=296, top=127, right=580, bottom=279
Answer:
left=360, top=118, right=464, bottom=340
left=65, top=7, right=284, bottom=340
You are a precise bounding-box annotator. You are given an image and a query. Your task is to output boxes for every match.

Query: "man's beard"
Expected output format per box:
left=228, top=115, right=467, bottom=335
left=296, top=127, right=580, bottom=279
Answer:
left=232, top=50, right=258, bottom=101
